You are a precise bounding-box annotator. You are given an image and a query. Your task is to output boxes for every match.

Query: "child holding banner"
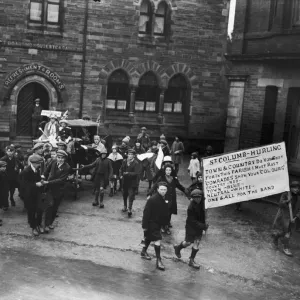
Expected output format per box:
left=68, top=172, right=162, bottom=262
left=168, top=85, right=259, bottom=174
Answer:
left=173, top=189, right=208, bottom=269
left=272, top=181, right=300, bottom=256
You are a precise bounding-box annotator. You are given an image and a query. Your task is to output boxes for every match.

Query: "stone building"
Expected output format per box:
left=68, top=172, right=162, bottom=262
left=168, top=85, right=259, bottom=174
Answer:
left=225, top=0, right=300, bottom=174
left=0, top=0, right=229, bottom=151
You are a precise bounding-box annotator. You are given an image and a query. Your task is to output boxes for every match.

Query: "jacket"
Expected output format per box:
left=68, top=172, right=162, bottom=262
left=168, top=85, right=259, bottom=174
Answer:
left=0, top=155, right=23, bottom=181
left=171, top=141, right=184, bottom=164
left=186, top=200, right=206, bottom=236
left=0, top=170, right=9, bottom=208
left=120, top=159, right=139, bottom=188
left=188, top=158, right=200, bottom=178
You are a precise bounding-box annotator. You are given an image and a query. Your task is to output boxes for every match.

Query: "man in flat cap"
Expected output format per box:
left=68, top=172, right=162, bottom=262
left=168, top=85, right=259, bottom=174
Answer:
left=0, top=161, right=9, bottom=214
left=0, top=145, right=23, bottom=207
left=21, top=154, right=44, bottom=236
left=42, top=149, right=70, bottom=230
left=173, top=189, right=208, bottom=269
left=272, top=181, right=300, bottom=256
left=141, top=181, right=170, bottom=271
left=31, top=98, right=43, bottom=138
left=137, top=127, right=151, bottom=151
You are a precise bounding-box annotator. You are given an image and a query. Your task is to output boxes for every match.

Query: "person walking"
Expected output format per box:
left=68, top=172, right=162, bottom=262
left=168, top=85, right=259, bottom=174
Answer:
left=173, top=189, right=209, bottom=269
left=141, top=181, right=170, bottom=271
left=187, top=152, right=200, bottom=182
left=171, top=136, right=184, bottom=175
left=120, top=149, right=139, bottom=217
left=187, top=171, right=203, bottom=196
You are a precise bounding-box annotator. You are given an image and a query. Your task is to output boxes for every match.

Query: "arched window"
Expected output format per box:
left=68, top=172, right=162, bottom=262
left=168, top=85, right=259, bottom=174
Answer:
left=154, top=1, right=167, bottom=36
left=106, top=69, right=130, bottom=111
left=135, top=72, right=160, bottom=112
left=139, top=0, right=152, bottom=34
left=164, top=74, right=188, bottom=113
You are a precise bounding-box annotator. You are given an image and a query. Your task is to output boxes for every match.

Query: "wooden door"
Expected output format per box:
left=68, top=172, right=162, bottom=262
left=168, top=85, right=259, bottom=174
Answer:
left=17, top=83, right=35, bottom=136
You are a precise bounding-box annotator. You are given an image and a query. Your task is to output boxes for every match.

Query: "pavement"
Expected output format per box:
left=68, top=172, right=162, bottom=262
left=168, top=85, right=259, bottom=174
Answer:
left=1, top=157, right=300, bottom=300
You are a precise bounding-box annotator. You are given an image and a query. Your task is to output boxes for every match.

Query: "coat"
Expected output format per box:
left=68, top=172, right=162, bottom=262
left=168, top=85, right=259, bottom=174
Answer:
left=107, top=153, right=123, bottom=176
left=148, top=174, right=186, bottom=215
left=20, top=166, right=42, bottom=211
left=187, top=181, right=203, bottom=197
left=82, top=157, right=113, bottom=188
left=41, top=121, right=59, bottom=140
left=145, top=150, right=156, bottom=181
left=171, top=141, right=184, bottom=164
left=142, top=192, right=169, bottom=241
left=120, top=159, right=139, bottom=188
left=0, top=155, right=23, bottom=185
left=0, top=170, right=9, bottom=208
left=137, top=133, right=151, bottom=150
left=43, top=159, right=71, bottom=198
left=186, top=200, right=206, bottom=237
left=32, top=105, right=43, bottom=120
left=188, top=158, right=200, bottom=178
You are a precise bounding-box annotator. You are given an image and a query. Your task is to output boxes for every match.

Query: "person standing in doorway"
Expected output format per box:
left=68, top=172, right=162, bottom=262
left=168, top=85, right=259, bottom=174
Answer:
left=31, top=98, right=43, bottom=138
left=171, top=136, right=184, bottom=175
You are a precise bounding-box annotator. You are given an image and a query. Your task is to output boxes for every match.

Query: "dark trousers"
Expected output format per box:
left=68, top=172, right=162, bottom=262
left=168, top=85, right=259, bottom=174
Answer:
left=123, top=186, right=136, bottom=209
left=27, top=201, right=42, bottom=229
left=8, top=180, right=16, bottom=200
left=51, top=195, right=63, bottom=225
left=174, top=164, right=179, bottom=175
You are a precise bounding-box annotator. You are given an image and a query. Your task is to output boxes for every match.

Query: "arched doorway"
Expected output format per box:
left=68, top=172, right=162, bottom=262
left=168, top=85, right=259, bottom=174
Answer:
left=17, top=82, right=50, bottom=136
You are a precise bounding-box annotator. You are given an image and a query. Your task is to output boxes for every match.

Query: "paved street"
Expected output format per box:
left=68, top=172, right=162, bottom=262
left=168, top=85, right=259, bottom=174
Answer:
left=1, top=158, right=300, bottom=300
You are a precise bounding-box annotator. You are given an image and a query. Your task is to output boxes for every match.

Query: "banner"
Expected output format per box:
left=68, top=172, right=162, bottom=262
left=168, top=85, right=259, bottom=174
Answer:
left=202, top=142, right=289, bottom=209
left=155, top=146, right=164, bottom=169
left=137, top=152, right=154, bottom=161
left=41, top=110, right=62, bottom=117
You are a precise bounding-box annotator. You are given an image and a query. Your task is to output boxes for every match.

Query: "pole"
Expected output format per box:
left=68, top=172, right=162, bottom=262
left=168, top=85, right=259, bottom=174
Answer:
left=79, top=0, right=89, bottom=118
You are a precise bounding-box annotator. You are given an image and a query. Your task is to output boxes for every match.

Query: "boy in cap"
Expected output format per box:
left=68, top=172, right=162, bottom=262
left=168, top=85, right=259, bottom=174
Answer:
left=173, top=189, right=208, bottom=269
left=271, top=181, right=300, bottom=256
left=137, top=127, right=151, bottom=151
left=187, top=170, right=203, bottom=196
left=0, top=145, right=23, bottom=207
left=42, top=149, right=71, bottom=229
left=0, top=161, right=9, bottom=213
left=21, top=154, right=44, bottom=236
left=141, top=181, right=170, bottom=271
left=120, top=148, right=140, bottom=217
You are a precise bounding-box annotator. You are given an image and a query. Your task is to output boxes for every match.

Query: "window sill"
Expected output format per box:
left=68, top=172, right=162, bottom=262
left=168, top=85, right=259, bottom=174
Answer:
left=27, top=24, right=63, bottom=37
left=137, top=34, right=172, bottom=47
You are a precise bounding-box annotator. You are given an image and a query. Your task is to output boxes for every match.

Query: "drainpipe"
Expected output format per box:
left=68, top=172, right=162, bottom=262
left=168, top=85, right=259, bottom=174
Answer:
left=79, top=0, right=89, bottom=118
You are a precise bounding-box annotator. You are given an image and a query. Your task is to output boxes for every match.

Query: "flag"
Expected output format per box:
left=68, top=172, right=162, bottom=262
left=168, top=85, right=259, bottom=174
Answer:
left=137, top=152, right=154, bottom=161
left=155, top=145, right=164, bottom=169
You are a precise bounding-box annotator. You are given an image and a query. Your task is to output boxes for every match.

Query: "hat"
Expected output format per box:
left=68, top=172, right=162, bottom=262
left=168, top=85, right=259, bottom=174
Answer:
left=34, top=98, right=40, bottom=103
left=82, top=115, right=91, bottom=120
left=0, top=161, right=7, bottom=167
left=128, top=149, right=136, bottom=155
left=112, top=144, right=118, bottom=149
left=191, top=189, right=203, bottom=197
left=32, top=143, right=44, bottom=151
left=29, top=154, right=44, bottom=164
left=57, top=141, right=67, bottom=146
left=160, top=140, right=168, bottom=146
left=151, top=140, right=158, bottom=146
left=160, top=134, right=166, bottom=140
left=122, top=136, right=130, bottom=144
left=5, top=145, right=15, bottom=151
left=157, top=181, right=168, bottom=188
left=196, top=170, right=203, bottom=177
left=206, top=145, right=213, bottom=151
left=49, top=114, right=56, bottom=119
left=135, top=139, right=141, bottom=144
left=291, top=181, right=300, bottom=188
left=191, top=152, right=198, bottom=157
left=59, top=119, right=68, bottom=125
left=141, top=127, right=147, bottom=130
left=56, top=150, right=68, bottom=157
left=14, top=144, right=22, bottom=149
left=163, top=156, right=172, bottom=163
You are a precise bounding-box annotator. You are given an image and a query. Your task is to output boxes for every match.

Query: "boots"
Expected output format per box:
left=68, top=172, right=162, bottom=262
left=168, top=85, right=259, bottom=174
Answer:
left=154, top=245, right=165, bottom=271
left=128, top=201, right=133, bottom=217
left=109, top=188, right=113, bottom=197
left=282, top=237, right=293, bottom=256
left=99, top=192, right=104, bottom=208
left=174, top=242, right=185, bottom=258
left=92, top=192, right=99, bottom=206
left=188, top=248, right=200, bottom=269
left=141, top=247, right=151, bottom=260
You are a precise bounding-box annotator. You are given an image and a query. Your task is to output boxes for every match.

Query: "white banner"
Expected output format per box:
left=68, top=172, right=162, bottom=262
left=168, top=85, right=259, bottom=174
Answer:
left=137, top=152, right=154, bottom=161
left=203, top=142, right=290, bottom=209
left=41, top=110, right=62, bottom=117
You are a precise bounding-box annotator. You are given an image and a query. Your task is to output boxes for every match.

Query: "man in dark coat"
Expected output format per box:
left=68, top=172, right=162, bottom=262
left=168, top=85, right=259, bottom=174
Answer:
left=120, top=149, right=140, bottom=217
left=42, top=150, right=71, bottom=229
left=21, top=154, right=44, bottom=236
left=0, top=145, right=23, bottom=207
left=31, top=98, right=43, bottom=138
left=0, top=161, right=9, bottom=212
left=81, top=148, right=113, bottom=208
left=173, top=189, right=208, bottom=269
left=171, top=136, right=184, bottom=175
left=137, top=127, right=151, bottom=151
left=141, top=181, right=169, bottom=271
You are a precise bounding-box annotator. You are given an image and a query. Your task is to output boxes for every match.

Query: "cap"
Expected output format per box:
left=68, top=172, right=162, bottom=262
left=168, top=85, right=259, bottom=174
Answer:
left=291, top=181, right=300, bottom=188
left=29, top=154, right=44, bottom=164
left=5, top=145, right=15, bottom=151
left=32, top=143, right=44, bottom=151
left=163, top=156, right=172, bottom=163
left=49, top=114, right=56, bottom=119
left=57, top=141, right=67, bottom=146
left=0, top=161, right=7, bottom=167
left=56, top=150, right=68, bottom=157
left=160, top=140, right=168, bottom=146
left=14, top=144, right=22, bottom=149
left=128, top=149, right=136, bottom=155
left=157, top=181, right=168, bottom=188
left=82, top=115, right=91, bottom=120
left=59, top=119, right=68, bottom=125
left=206, top=145, right=213, bottom=151
left=100, top=148, right=108, bottom=154
left=34, top=98, right=40, bottom=103
left=122, top=136, right=130, bottom=143
left=191, top=152, right=198, bottom=157
left=151, top=140, right=158, bottom=146
left=141, top=127, right=147, bottom=130
left=112, top=144, right=118, bottom=149
left=160, top=134, right=166, bottom=140
left=191, top=189, right=203, bottom=197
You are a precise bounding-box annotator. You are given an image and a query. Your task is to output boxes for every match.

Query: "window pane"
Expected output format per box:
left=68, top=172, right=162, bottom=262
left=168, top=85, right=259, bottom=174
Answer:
left=146, top=102, right=156, bottom=111
left=106, top=99, right=116, bottom=109
left=140, top=0, right=150, bottom=13
left=163, top=103, right=172, bottom=112
left=154, top=16, right=165, bottom=34
left=157, top=3, right=166, bottom=15
left=135, top=101, right=145, bottom=111
left=30, top=2, right=42, bottom=21
left=174, top=102, right=182, bottom=112
left=139, top=15, right=149, bottom=32
left=117, top=100, right=127, bottom=110
left=47, top=3, right=59, bottom=23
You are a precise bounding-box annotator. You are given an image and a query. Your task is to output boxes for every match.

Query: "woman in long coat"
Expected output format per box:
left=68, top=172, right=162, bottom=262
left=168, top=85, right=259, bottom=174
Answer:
left=148, top=163, right=187, bottom=234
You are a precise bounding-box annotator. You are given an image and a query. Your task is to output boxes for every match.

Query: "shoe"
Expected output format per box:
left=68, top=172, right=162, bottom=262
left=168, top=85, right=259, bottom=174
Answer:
left=99, top=203, right=104, bottom=208
left=122, top=207, right=128, bottom=212
left=141, top=250, right=151, bottom=260
left=10, top=199, right=16, bottom=207
left=189, top=258, right=200, bottom=269
left=49, top=224, right=54, bottom=230
left=174, top=244, right=182, bottom=258
left=39, top=227, right=45, bottom=234
left=32, top=228, right=39, bottom=236
left=156, top=258, right=165, bottom=271
left=2, top=207, right=8, bottom=211
left=44, top=226, right=50, bottom=234
left=92, top=201, right=99, bottom=206
left=109, top=189, right=113, bottom=197
left=283, top=248, right=293, bottom=257
left=168, top=223, right=172, bottom=228
left=128, top=210, right=132, bottom=217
